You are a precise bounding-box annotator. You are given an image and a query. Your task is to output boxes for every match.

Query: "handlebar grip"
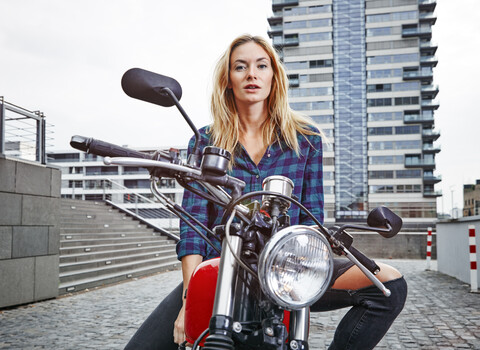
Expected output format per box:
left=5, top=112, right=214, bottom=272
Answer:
left=348, top=245, right=380, bottom=274
left=70, top=135, right=152, bottom=160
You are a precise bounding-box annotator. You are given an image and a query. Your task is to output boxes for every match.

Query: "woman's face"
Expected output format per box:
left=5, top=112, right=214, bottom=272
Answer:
left=228, top=42, right=274, bottom=107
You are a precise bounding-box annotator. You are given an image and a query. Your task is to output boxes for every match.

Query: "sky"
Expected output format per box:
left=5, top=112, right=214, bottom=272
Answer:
left=0, top=0, right=479, bottom=215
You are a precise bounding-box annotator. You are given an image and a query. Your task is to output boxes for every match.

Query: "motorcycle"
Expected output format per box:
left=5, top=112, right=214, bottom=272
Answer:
left=70, top=68, right=403, bottom=350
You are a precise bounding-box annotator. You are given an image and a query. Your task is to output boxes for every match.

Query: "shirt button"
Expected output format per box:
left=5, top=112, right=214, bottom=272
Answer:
left=256, top=175, right=260, bottom=179
left=267, top=153, right=271, bottom=157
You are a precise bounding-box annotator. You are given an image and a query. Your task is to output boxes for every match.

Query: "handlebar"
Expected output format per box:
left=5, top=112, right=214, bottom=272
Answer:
left=70, top=135, right=158, bottom=160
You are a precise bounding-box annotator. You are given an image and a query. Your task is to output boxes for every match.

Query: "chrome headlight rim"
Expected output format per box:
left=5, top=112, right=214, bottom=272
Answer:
left=258, top=225, right=334, bottom=310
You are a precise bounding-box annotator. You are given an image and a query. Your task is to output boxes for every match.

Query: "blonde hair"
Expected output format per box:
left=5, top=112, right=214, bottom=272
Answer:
left=209, top=34, right=321, bottom=160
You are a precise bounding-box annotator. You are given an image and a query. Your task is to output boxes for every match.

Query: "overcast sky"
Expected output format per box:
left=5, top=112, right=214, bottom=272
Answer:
left=0, top=0, right=479, bottom=215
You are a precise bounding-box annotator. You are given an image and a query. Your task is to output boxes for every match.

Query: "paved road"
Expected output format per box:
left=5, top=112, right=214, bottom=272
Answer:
left=0, top=260, right=479, bottom=349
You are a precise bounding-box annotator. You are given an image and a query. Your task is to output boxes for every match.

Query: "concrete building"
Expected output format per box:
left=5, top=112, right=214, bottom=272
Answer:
left=464, top=180, right=480, bottom=217
left=47, top=148, right=186, bottom=205
left=268, top=0, right=440, bottom=228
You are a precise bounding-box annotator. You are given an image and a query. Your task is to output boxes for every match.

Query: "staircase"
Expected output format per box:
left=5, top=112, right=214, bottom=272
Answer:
left=59, top=199, right=180, bottom=294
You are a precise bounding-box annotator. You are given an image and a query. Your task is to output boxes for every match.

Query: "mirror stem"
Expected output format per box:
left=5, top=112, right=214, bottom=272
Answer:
left=158, top=87, right=202, bottom=166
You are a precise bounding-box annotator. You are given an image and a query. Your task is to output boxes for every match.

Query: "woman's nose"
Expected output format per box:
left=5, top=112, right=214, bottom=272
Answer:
left=247, top=67, right=257, bottom=79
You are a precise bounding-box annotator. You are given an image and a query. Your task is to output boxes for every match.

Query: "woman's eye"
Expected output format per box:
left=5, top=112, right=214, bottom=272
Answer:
left=258, top=64, right=268, bottom=69
left=234, top=65, right=246, bottom=71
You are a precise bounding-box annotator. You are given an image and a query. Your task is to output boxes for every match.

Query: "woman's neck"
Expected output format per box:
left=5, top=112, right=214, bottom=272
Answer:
left=237, top=102, right=269, bottom=165
left=237, top=102, right=268, bottom=137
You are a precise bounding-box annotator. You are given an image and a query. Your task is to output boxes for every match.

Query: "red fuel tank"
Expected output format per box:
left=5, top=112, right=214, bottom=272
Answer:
left=184, top=258, right=290, bottom=346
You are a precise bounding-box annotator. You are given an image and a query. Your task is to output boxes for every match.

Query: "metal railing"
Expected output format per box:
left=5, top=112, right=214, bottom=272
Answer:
left=97, top=178, right=180, bottom=239
left=0, top=97, right=53, bottom=164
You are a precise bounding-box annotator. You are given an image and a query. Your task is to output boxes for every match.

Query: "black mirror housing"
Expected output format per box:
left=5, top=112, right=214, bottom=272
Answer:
left=367, top=206, right=402, bottom=238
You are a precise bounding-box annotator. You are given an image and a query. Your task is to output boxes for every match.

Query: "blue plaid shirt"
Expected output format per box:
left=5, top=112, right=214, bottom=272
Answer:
left=176, top=125, right=324, bottom=261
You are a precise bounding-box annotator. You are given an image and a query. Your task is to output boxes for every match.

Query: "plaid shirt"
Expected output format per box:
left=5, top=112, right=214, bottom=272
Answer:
left=176, top=126, right=324, bottom=261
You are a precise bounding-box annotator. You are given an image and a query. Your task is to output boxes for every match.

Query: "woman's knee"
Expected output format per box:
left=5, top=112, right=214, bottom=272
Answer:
left=332, top=262, right=403, bottom=290
left=381, top=276, right=408, bottom=315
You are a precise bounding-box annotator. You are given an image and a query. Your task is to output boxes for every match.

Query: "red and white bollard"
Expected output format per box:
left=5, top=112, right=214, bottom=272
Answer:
left=469, top=225, right=478, bottom=292
left=426, top=227, right=432, bottom=271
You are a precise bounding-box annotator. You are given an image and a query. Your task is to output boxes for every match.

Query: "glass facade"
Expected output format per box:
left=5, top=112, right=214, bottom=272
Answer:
left=333, top=0, right=368, bottom=219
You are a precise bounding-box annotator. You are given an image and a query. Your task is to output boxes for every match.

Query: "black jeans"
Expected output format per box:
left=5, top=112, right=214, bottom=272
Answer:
left=124, top=277, right=407, bottom=350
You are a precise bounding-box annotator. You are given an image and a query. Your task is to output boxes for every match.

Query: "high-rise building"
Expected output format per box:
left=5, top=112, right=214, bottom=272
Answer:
left=269, top=0, right=440, bottom=228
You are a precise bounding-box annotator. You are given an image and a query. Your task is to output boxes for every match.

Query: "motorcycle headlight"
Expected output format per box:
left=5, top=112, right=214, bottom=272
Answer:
left=258, top=225, right=333, bottom=310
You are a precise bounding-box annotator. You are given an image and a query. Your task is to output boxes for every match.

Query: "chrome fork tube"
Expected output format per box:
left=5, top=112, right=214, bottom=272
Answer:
left=289, top=307, right=310, bottom=342
left=211, top=235, right=242, bottom=316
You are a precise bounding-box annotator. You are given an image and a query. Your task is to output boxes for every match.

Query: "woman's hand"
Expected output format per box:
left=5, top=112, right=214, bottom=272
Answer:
left=173, top=303, right=186, bottom=344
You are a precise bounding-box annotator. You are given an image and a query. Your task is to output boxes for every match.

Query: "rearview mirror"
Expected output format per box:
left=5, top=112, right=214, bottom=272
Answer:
left=367, top=206, right=402, bottom=238
left=121, top=68, right=182, bottom=107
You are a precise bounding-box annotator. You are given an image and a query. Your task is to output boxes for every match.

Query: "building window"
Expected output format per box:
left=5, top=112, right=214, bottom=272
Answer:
left=290, top=101, right=333, bottom=111
left=370, top=185, right=394, bottom=193
left=309, top=59, right=334, bottom=68
left=367, top=98, right=392, bottom=107
left=368, top=127, right=393, bottom=136
left=396, top=169, right=422, bottom=178
left=368, top=112, right=403, bottom=121
left=394, top=96, right=419, bottom=106
left=367, top=68, right=403, bottom=79
left=395, top=125, right=420, bottom=135
left=289, top=87, right=333, bottom=97
left=299, top=32, right=332, bottom=42
left=369, top=170, right=394, bottom=179
left=369, top=155, right=404, bottom=165
left=366, top=10, right=418, bottom=23
left=367, top=84, right=392, bottom=93
left=367, top=53, right=419, bottom=65
left=324, top=157, right=335, bottom=166
left=366, top=27, right=393, bottom=37
left=311, top=115, right=334, bottom=124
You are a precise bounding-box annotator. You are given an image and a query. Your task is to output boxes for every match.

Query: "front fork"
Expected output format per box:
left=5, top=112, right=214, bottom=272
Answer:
left=203, top=235, right=311, bottom=350
left=203, top=236, right=242, bottom=350
left=289, top=308, right=310, bottom=350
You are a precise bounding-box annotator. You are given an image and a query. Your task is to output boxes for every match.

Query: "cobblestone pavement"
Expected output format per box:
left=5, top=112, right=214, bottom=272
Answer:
left=0, top=260, right=479, bottom=349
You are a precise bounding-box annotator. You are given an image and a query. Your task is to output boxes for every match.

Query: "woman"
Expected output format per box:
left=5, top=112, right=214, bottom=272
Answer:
left=125, top=34, right=407, bottom=350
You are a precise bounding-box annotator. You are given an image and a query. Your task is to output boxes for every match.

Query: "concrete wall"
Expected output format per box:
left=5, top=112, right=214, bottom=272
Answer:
left=437, top=217, right=480, bottom=284
left=349, top=231, right=436, bottom=260
left=0, top=155, right=61, bottom=308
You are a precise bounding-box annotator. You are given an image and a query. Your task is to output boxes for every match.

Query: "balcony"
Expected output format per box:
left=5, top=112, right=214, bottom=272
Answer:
left=268, top=15, right=282, bottom=26
left=405, top=157, right=436, bottom=169
left=273, top=36, right=299, bottom=48
left=272, top=0, right=299, bottom=10
left=402, top=25, right=432, bottom=39
left=419, top=12, right=437, bottom=25
left=419, top=0, right=437, bottom=12
left=423, top=143, right=441, bottom=153
left=423, top=174, right=442, bottom=184
left=403, top=110, right=435, bottom=124
left=421, top=84, right=439, bottom=99
left=423, top=190, right=442, bottom=197
left=420, top=55, right=438, bottom=67
left=422, top=128, right=440, bottom=141
left=403, top=67, right=433, bottom=82
left=421, top=99, right=440, bottom=110
left=420, top=41, right=438, bottom=55
left=288, top=75, right=299, bottom=88
left=268, top=24, right=283, bottom=37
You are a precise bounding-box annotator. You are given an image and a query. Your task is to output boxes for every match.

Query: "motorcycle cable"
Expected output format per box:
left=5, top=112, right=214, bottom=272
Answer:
left=168, top=205, right=222, bottom=255
left=192, top=328, right=210, bottom=350
left=221, top=190, right=333, bottom=241
left=151, top=179, right=222, bottom=254
left=225, top=209, right=259, bottom=281
left=176, top=177, right=252, bottom=225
